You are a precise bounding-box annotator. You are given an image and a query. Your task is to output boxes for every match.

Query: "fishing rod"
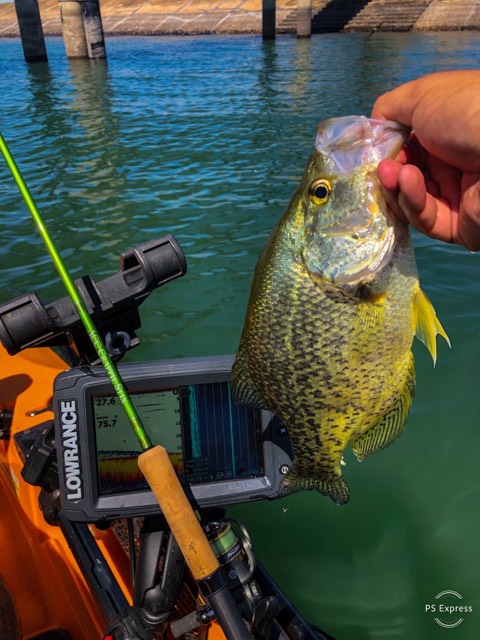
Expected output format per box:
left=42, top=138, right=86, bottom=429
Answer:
left=0, top=133, right=250, bottom=640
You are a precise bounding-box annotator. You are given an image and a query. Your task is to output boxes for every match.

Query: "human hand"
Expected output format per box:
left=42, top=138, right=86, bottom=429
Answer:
left=371, top=70, right=480, bottom=251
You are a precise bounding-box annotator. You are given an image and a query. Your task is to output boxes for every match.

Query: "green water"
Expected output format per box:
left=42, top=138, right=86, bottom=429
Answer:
left=1, top=32, right=480, bottom=639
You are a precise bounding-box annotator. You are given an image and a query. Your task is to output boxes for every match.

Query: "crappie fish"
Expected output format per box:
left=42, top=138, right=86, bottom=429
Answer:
left=232, top=116, right=449, bottom=505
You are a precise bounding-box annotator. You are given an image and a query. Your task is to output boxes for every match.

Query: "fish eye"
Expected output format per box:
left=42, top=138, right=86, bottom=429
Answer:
left=309, top=179, right=332, bottom=205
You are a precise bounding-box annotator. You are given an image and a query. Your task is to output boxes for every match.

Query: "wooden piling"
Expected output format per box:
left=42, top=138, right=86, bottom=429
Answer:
left=13, top=0, right=47, bottom=62
left=262, top=0, right=276, bottom=39
left=59, top=0, right=88, bottom=59
left=80, top=0, right=106, bottom=59
left=297, top=0, right=312, bottom=37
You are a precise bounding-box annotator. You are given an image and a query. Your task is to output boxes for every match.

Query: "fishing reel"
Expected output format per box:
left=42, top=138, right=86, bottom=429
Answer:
left=206, top=520, right=260, bottom=617
left=118, top=512, right=280, bottom=639
left=169, top=519, right=261, bottom=638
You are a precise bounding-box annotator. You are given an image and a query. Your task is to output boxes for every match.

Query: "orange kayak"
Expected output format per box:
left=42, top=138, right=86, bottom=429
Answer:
left=0, top=342, right=226, bottom=639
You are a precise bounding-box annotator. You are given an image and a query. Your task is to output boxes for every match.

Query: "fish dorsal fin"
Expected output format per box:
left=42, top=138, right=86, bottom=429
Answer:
left=351, top=354, right=415, bottom=462
left=413, top=288, right=450, bottom=366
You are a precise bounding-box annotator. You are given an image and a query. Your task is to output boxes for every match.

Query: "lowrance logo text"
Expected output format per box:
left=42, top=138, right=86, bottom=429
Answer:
left=60, top=400, right=82, bottom=500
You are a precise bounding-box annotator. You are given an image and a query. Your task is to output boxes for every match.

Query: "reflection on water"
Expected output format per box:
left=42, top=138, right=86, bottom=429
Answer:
left=1, top=32, right=480, bottom=640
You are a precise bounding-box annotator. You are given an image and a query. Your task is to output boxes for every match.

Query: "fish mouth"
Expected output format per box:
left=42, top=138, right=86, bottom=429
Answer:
left=315, top=116, right=409, bottom=174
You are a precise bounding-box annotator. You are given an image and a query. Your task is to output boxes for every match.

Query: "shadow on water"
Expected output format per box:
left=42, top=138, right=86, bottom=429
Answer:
left=25, top=62, right=66, bottom=141
left=28, top=58, right=129, bottom=266
left=0, top=57, right=132, bottom=300
left=61, top=60, right=129, bottom=255
left=258, top=40, right=280, bottom=103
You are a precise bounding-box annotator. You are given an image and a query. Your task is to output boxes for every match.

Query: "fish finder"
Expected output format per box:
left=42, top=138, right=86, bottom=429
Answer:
left=54, top=355, right=292, bottom=522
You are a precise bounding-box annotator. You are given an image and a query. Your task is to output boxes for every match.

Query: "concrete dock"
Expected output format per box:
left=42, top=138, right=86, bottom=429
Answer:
left=0, top=0, right=479, bottom=37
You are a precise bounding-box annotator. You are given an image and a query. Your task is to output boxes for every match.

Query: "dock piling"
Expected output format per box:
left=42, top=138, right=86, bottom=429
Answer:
left=59, top=0, right=88, bottom=58
left=13, top=0, right=47, bottom=62
left=297, top=0, right=312, bottom=37
left=80, top=0, right=106, bottom=59
left=262, top=0, right=276, bottom=39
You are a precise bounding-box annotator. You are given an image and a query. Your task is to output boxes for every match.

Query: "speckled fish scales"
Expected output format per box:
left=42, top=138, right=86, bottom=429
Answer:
left=232, top=116, right=449, bottom=505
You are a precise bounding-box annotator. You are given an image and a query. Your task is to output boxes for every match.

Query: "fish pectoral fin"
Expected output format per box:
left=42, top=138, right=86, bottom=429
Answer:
left=231, top=345, right=270, bottom=410
left=351, top=356, right=415, bottom=462
left=413, top=287, right=451, bottom=366
left=353, top=295, right=385, bottom=332
left=351, top=295, right=386, bottom=361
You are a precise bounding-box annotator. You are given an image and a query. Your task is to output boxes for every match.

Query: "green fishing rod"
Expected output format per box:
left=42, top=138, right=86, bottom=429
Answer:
left=0, top=135, right=150, bottom=450
left=0, top=133, right=250, bottom=640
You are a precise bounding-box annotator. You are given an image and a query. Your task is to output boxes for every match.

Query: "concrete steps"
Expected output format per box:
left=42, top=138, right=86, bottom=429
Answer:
left=312, top=0, right=432, bottom=33
left=312, top=0, right=372, bottom=32
left=346, top=0, right=433, bottom=32
left=277, top=0, right=328, bottom=33
left=276, top=0, right=297, bottom=33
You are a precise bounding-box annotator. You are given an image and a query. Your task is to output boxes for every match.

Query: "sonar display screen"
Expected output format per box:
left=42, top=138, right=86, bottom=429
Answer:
left=93, top=382, right=264, bottom=496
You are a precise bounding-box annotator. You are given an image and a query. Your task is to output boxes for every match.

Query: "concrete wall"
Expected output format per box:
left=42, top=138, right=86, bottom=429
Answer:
left=0, top=0, right=479, bottom=37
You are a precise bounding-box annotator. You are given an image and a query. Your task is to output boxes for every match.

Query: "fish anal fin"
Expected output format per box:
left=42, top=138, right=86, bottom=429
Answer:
left=351, top=358, right=415, bottom=462
left=414, top=288, right=450, bottom=366
left=231, top=345, right=270, bottom=410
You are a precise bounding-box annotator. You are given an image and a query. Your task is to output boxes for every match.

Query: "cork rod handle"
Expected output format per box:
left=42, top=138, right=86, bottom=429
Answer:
left=138, top=445, right=219, bottom=581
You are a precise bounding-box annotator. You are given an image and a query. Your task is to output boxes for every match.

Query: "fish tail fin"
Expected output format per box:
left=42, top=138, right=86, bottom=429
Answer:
left=413, top=287, right=450, bottom=366
left=280, top=466, right=350, bottom=505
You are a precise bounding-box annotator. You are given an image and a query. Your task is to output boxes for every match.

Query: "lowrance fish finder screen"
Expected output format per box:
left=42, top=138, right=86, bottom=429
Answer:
left=93, top=382, right=264, bottom=496
left=54, top=355, right=292, bottom=521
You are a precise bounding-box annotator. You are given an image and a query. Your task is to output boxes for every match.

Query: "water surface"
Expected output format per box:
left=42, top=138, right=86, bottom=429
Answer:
left=1, top=32, right=480, bottom=639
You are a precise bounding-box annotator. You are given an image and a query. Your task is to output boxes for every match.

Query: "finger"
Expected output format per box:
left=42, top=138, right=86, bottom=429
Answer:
left=397, top=165, right=457, bottom=244
left=377, top=159, right=401, bottom=191
left=377, top=160, right=408, bottom=223
left=458, top=173, right=480, bottom=251
left=388, top=135, right=423, bottom=166
left=425, top=157, right=461, bottom=213
left=397, top=164, right=428, bottom=222
left=394, top=147, right=409, bottom=164
left=378, top=160, right=463, bottom=245
left=402, top=134, right=424, bottom=166
left=371, top=83, right=419, bottom=125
